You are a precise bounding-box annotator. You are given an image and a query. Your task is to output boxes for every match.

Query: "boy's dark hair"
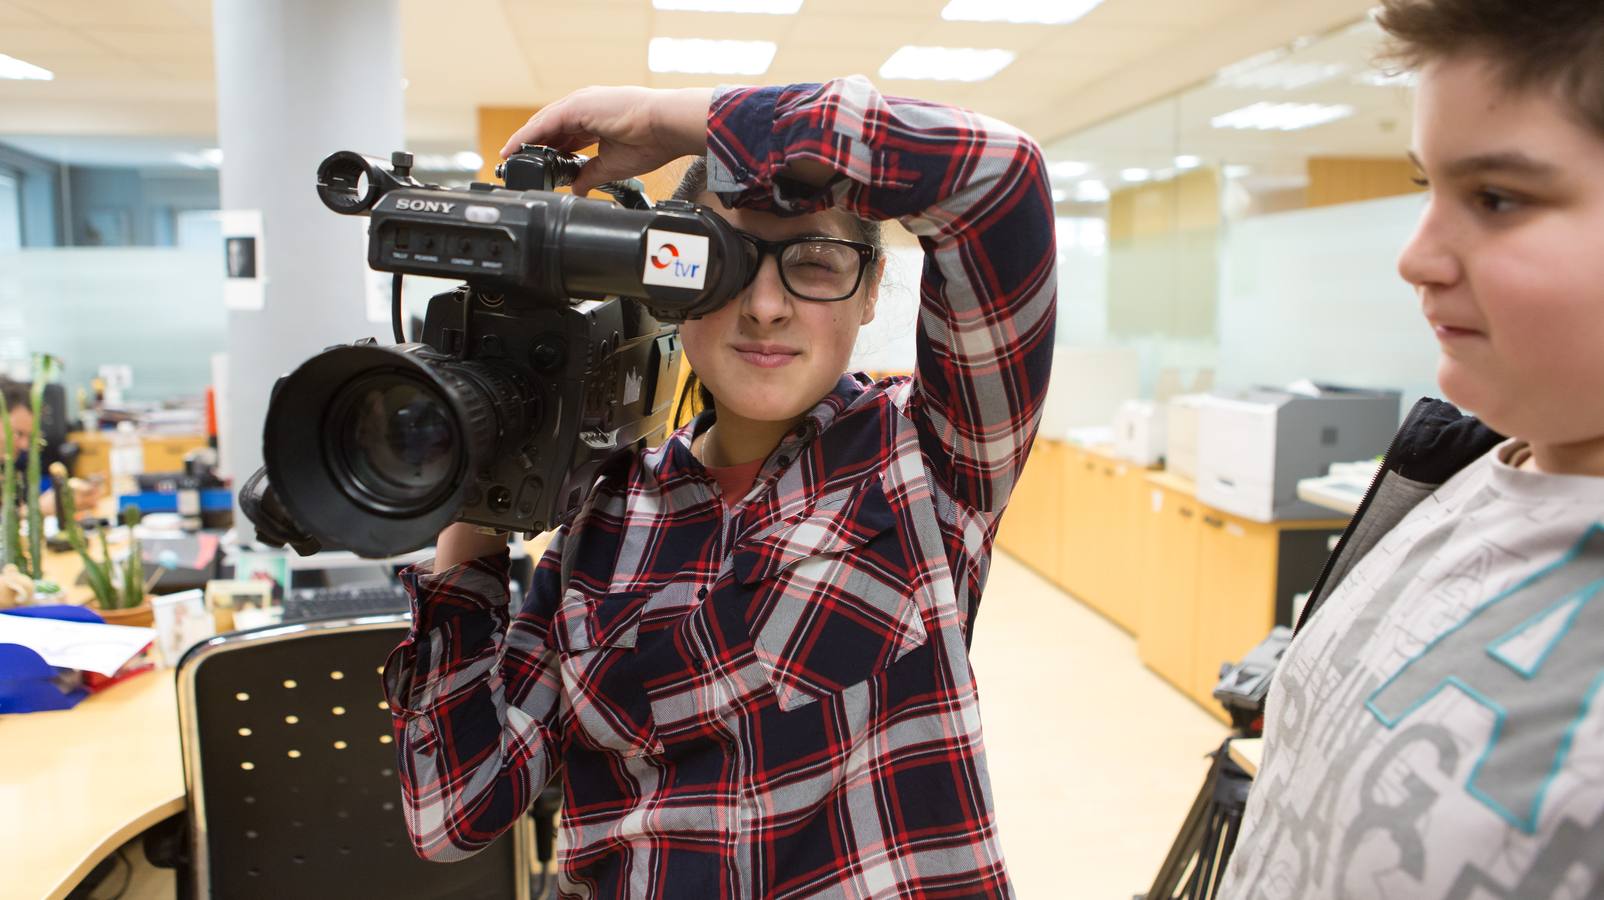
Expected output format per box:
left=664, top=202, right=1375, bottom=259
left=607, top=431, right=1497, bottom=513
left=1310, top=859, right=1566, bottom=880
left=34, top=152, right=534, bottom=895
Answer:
left=1376, top=0, right=1604, bottom=136
left=670, top=157, right=886, bottom=429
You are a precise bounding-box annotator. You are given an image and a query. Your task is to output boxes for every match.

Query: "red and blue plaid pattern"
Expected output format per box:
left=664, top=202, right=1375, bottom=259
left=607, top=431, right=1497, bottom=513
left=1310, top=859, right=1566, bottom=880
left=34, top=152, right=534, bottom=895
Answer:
left=383, top=76, right=1057, bottom=899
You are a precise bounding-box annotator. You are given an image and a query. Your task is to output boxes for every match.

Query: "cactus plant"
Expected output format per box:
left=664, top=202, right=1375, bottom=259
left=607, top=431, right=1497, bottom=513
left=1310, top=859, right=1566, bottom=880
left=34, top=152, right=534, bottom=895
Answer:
left=1, top=405, right=19, bottom=574
left=24, top=357, right=55, bottom=580
left=50, top=461, right=148, bottom=610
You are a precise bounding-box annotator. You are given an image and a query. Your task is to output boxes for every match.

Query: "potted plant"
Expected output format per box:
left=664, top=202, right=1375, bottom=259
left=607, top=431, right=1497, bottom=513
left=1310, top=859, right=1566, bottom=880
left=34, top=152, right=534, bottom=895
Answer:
left=51, top=461, right=157, bottom=626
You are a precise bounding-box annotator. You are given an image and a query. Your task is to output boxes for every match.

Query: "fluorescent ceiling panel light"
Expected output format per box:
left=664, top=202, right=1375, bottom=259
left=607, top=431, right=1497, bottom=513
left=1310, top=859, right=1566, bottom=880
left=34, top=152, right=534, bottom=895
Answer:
left=174, top=148, right=224, bottom=169
left=1074, top=180, right=1110, bottom=202
left=1048, top=160, right=1090, bottom=181
left=1120, top=168, right=1150, bottom=183
left=1211, top=102, right=1354, bottom=132
left=1216, top=60, right=1347, bottom=91
left=940, top=0, right=1103, bottom=25
left=879, top=46, right=1015, bottom=82
left=1173, top=155, right=1202, bottom=170
left=653, top=0, right=804, bottom=12
left=0, top=53, right=53, bottom=81
left=1051, top=188, right=1068, bottom=203
left=1357, top=69, right=1417, bottom=87
left=649, top=37, right=777, bottom=75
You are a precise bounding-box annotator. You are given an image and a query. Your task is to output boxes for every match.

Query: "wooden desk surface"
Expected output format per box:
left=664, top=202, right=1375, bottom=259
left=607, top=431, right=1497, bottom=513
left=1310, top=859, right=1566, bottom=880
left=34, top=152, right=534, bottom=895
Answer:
left=0, top=669, right=185, bottom=900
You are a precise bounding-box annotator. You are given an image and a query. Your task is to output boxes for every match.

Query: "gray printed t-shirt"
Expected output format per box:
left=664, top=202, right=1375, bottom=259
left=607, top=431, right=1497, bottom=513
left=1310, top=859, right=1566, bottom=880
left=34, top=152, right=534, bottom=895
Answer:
left=1219, top=440, right=1604, bottom=900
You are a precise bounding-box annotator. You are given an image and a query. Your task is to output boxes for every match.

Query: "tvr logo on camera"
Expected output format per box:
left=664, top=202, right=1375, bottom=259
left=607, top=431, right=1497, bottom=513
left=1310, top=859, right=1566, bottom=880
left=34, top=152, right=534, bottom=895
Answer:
left=642, top=228, right=709, bottom=290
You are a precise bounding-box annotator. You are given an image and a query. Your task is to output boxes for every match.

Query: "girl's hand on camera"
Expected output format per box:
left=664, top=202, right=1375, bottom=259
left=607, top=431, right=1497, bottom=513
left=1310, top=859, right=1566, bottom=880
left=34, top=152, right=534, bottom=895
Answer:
left=500, top=86, right=714, bottom=197
left=435, top=522, right=510, bottom=573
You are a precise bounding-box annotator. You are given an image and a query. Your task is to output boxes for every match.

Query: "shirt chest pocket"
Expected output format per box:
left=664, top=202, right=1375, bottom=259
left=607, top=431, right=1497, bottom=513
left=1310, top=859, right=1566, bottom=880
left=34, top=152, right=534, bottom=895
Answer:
left=550, top=586, right=663, bottom=758
left=730, top=479, right=931, bottom=712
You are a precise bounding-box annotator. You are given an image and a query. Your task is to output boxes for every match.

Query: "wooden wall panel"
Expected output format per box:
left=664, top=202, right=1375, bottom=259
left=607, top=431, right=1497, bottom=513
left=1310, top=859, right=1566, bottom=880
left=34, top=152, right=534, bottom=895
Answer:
left=1306, top=156, right=1424, bottom=208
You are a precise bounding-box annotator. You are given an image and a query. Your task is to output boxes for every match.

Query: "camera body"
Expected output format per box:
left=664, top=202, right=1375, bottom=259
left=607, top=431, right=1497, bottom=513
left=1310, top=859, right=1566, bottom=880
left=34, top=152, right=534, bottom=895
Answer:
left=411, top=286, right=681, bottom=536
left=242, top=148, right=753, bottom=558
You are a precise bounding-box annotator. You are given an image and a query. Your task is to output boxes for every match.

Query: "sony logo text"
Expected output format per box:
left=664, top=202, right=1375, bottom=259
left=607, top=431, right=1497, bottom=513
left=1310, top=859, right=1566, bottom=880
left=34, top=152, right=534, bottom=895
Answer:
left=395, top=199, right=457, bottom=214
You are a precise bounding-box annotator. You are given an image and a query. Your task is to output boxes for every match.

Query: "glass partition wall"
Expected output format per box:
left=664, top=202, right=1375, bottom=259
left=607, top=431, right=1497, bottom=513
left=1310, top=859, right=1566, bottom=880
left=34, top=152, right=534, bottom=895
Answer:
left=1041, top=16, right=1435, bottom=426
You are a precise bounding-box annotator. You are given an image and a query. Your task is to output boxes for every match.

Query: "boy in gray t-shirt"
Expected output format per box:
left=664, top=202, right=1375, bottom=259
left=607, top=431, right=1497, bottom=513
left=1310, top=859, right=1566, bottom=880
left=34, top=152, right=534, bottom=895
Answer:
left=1220, top=2, right=1604, bottom=897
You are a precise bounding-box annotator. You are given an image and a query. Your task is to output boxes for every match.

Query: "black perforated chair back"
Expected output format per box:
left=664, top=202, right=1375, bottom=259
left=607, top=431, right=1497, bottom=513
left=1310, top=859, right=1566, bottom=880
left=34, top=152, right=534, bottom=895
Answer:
left=176, top=615, right=528, bottom=899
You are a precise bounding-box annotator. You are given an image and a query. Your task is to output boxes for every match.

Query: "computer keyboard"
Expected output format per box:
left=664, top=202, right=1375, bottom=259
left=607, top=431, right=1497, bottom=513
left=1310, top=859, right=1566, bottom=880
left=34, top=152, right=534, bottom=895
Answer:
left=282, top=581, right=413, bottom=623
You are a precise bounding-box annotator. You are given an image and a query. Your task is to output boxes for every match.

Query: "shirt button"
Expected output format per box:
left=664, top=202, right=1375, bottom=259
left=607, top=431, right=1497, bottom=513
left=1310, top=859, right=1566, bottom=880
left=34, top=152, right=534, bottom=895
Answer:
left=697, top=587, right=709, bottom=600
left=776, top=455, right=790, bottom=466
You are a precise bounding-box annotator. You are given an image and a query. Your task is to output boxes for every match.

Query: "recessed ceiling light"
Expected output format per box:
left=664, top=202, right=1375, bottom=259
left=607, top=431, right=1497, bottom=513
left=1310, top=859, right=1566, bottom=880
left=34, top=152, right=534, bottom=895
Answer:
left=1051, top=188, right=1068, bottom=203
left=1120, top=168, right=1151, bottom=183
left=0, top=53, right=53, bottom=81
left=1174, top=155, right=1202, bottom=170
left=940, top=0, right=1103, bottom=25
left=1048, top=160, right=1090, bottom=181
left=649, top=38, right=777, bottom=75
left=652, top=0, right=803, bottom=12
left=1211, top=102, right=1354, bottom=132
left=1217, top=59, right=1347, bottom=90
left=879, top=46, right=1015, bottom=82
left=1074, top=180, right=1110, bottom=202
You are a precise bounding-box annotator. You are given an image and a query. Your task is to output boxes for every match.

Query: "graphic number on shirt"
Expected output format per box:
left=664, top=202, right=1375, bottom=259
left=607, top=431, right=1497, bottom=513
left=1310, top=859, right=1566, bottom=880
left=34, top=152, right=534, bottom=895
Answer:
left=1366, top=524, right=1604, bottom=834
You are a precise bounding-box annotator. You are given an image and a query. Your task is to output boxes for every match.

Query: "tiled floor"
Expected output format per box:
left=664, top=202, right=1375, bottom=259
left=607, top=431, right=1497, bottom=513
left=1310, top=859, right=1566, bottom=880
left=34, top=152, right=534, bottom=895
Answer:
left=115, top=548, right=1226, bottom=899
left=972, top=550, right=1229, bottom=899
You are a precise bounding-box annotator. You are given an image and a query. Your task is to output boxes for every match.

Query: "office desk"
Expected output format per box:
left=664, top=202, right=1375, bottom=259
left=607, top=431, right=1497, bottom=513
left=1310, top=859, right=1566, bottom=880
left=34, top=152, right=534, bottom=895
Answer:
left=0, top=669, right=184, bottom=900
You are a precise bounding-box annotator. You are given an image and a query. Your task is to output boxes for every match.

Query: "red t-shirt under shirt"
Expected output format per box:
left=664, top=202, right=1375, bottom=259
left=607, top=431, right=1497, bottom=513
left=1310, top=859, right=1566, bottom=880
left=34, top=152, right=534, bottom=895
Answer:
left=705, top=457, right=766, bottom=507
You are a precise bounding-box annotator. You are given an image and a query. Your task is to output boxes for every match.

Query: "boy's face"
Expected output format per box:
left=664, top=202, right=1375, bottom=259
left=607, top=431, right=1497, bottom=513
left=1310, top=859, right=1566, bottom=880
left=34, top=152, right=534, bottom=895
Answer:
left=1399, top=55, right=1604, bottom=446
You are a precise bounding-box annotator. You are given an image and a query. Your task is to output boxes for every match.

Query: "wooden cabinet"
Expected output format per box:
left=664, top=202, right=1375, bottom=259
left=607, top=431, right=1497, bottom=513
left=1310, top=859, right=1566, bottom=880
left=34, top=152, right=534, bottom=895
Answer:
left=995, top=438, right=1063, bottom=581
left=1138, top=477, right=1201, bottom=694
left=68, top=432, right=208, bottom=482
left=1192, top=511, right=1279, bottom=705
left=1057, top=446, right=1150, bottom=633
left=142, top=435, right=207, bottom=473
left=996, top=443, right=1346, bottom=721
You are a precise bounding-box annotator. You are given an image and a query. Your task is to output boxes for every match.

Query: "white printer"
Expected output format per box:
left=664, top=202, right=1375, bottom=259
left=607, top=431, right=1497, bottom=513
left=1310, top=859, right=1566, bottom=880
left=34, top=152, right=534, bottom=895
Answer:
left=1113, top=400, right=1166, bottom=467
left=1165, top=394, right=1210, bottom=481
left=1196, top=385, right=1399, bottom=522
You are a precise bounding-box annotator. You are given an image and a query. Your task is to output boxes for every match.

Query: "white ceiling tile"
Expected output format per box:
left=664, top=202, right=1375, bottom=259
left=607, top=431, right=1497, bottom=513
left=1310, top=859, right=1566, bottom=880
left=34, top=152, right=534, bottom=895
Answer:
left=0, top=1, right=45, bottom=25
left=0, top=25, right=112, bottom=55
left=7, top=0, right=197, bottom=29
left=82, top=28, right=211, bottom=59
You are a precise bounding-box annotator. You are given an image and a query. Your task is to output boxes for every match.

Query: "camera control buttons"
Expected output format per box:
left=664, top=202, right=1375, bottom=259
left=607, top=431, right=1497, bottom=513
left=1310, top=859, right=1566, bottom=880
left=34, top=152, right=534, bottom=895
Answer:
left=465, top=205, right=501, bottom=224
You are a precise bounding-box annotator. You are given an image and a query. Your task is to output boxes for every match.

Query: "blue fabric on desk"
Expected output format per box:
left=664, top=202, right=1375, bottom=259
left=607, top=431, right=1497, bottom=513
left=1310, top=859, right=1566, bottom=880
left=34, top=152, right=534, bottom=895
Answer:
left=0, top=606, right=105, bottom=713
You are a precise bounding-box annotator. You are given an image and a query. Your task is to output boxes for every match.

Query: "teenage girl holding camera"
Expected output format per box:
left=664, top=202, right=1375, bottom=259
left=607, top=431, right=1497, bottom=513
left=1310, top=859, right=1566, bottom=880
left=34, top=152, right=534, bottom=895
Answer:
left=384, top=77, right=1056, bottom=898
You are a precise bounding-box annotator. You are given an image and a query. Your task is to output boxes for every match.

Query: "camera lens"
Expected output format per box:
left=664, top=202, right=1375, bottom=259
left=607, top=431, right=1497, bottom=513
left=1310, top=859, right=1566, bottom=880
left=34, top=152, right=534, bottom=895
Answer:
left=262, top=342, right=538, bottom=557
left=333, top=376, right=459, bottom=507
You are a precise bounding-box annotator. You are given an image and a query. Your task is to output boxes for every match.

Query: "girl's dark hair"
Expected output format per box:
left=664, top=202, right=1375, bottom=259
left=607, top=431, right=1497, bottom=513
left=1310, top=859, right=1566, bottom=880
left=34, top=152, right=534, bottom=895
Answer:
left=670, top=157, right=886, bottom=428
left=1375, top=0, right=1604, bottom=135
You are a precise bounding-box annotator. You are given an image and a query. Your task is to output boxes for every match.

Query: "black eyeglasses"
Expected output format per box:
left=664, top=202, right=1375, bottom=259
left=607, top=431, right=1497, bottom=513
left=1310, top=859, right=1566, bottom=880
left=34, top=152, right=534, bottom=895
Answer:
left=735, top=230, right=879, bottom=302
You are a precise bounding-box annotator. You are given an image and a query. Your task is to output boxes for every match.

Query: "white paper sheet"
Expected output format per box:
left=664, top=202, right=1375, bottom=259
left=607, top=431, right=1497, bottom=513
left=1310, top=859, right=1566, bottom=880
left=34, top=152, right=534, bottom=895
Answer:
left=0, top=614, right=157, bottom=676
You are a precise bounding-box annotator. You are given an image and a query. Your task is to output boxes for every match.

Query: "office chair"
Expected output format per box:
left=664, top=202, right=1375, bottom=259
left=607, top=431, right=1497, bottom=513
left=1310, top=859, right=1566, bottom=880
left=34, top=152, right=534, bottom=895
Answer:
left=173, top=614, right=535, bottom=899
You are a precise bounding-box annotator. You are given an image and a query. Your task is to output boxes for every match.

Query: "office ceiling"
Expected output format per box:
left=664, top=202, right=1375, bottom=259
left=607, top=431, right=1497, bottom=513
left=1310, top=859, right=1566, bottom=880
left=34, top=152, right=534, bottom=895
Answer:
left=1046, top=17, right=1418, bottom=189
left=0, top=0, right=1376, bottom=164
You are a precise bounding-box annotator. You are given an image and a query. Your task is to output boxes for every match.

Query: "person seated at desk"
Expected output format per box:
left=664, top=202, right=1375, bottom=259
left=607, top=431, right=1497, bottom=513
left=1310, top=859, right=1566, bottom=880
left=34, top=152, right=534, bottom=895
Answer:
left=4, top=382, right=100, bottom=519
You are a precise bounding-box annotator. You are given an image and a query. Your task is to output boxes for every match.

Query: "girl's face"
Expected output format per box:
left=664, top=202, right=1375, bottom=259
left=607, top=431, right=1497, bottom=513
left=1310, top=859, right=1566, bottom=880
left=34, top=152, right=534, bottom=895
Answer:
left=678, top=196, right=881, bottom=427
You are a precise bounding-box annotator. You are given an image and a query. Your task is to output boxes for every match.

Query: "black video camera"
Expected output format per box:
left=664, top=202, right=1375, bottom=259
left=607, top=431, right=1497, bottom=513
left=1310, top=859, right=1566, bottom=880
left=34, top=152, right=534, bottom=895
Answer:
left=240, top=147, right=754, bottom=558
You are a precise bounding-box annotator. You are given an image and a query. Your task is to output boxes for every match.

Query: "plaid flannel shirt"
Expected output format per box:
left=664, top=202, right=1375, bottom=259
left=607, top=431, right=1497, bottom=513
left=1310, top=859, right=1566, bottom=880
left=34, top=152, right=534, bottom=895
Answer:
left=383, top=76, right=1057, bottom=899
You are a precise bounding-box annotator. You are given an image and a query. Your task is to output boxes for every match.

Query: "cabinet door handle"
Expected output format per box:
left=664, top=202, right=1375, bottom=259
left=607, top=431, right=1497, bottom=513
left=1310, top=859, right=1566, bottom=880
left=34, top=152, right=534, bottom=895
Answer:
left=1203, top=516, right=1225, bottom=528
left=1178, top=508, right=1194, bottom=519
